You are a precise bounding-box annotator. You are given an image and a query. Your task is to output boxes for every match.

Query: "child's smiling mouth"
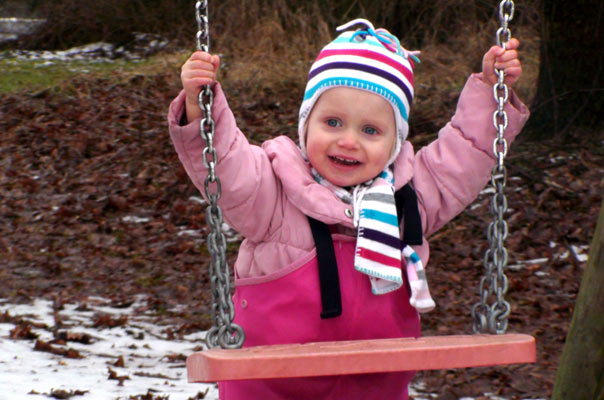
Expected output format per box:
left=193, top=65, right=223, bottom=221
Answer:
left=329, top=156, right=360, bottom=166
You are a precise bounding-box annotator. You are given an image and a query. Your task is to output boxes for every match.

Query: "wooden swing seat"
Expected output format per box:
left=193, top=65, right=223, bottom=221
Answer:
left=187, top=333, right=536, bottom=382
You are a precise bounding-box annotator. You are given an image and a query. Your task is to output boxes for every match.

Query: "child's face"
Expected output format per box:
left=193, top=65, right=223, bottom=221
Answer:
left=306, top=87, right=396, bottom=187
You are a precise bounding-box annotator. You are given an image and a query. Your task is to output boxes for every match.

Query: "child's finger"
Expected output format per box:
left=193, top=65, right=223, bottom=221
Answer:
left=188, top=50, right=214, bottom=62
left=482, top=45, right=501, bottom=85
left=491, top=38, right=519, bottom=61
left=182, top=69, right=216, bottom=87
left=496, top=49, right=518, bottom=64
left=187, top=51, right=220, bottom=72
left=186, top=77, right=216, bottom=88
left=503, top=66, right=523, bottom=85
left=211, top=54, right=221, bottom=71
left=504, top=38, right=520, bottom=51
left=182, top=69, right=215, bottom=82
left=185, top=59, right=216, bottom=72
left=494, top=58, right=521, bottom=71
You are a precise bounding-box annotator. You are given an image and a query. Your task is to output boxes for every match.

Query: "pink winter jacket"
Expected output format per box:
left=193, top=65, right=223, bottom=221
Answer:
left=168, top=73, right=529, bottom=282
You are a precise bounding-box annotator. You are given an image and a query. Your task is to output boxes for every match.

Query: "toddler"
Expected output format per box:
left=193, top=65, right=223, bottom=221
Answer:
left=169, top=18, right=528, bottom=400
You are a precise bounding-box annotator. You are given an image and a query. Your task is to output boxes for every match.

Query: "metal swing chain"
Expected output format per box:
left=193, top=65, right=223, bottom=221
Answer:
left=195, top=0, right=245, bottom=349
left=472, top=0, right=515, bottom=335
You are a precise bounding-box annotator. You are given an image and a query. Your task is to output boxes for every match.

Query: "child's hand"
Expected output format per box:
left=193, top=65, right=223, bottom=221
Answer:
left=181, top=51, right=220, bottom=121
left=482, top=38, right=522, bottom=87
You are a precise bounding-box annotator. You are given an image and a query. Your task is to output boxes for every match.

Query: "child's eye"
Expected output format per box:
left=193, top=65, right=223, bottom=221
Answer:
left=326, top=118, right=341, bottom=128
left=363, top=126, right=379, bottom=135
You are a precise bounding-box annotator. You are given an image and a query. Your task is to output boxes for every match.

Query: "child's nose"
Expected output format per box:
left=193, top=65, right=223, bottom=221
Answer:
left=336, top=129, right=360, bottom=149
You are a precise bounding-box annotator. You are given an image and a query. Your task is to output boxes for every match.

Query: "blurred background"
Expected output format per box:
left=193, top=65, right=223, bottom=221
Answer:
left=2, top=0, right=542, bottom=139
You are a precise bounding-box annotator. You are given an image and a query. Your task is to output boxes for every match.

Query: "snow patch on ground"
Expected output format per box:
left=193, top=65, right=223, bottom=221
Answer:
left=1, top=33, right=169, bottom=62
left=0, top=296, right=217, bottom=400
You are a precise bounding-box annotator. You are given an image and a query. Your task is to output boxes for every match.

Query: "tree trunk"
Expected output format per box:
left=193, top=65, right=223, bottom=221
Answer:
left=526, top=0, right=604, bottom=140
left=552, top=197, right=604, bottom=400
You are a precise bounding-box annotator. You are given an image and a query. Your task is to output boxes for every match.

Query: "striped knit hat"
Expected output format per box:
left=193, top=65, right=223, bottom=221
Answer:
left=299, top=19, right=418, bottom=166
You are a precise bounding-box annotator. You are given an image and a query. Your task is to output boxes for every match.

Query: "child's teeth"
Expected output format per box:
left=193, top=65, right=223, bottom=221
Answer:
left=332, top=156, right=358, bottom=165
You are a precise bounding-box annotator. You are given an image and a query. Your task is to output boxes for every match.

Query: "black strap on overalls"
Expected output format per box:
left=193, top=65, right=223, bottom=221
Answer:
left=308, top=183, right=423, bottom=319
left=308, top=217, right=343, bottom=319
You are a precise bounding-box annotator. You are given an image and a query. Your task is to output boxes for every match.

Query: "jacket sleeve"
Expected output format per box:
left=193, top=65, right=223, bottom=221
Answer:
left=412, top=73, right=530, bottom=237
left=167, top=83, right=282, bottom=241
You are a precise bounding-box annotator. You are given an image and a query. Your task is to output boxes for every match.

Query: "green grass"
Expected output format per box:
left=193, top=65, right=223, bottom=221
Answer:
left=0, top=52, right=185, bottom=94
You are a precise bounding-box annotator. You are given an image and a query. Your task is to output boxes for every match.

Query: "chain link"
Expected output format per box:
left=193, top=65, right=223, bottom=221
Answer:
left=472, top=0, right=515, bottom=334
left=195, top=0, right=245, bottom=349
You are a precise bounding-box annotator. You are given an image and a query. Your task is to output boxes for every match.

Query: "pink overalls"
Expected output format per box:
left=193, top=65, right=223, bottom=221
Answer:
left=220, top=234, right=421, bottom=399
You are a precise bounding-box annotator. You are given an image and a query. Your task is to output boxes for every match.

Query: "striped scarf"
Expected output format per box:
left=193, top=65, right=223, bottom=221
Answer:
left=353, top=169, right=403, bottom=294
left=312, top=168, right=435, bottom=312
